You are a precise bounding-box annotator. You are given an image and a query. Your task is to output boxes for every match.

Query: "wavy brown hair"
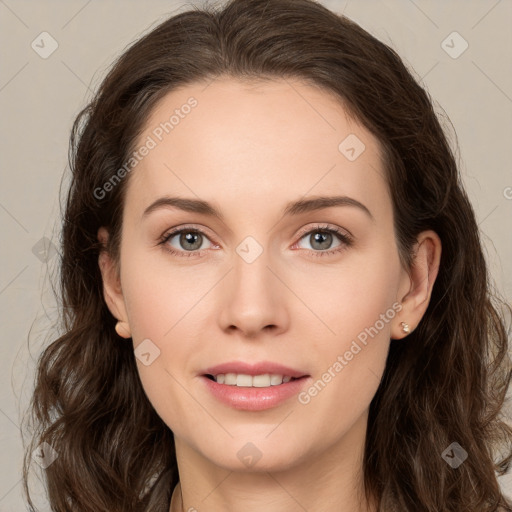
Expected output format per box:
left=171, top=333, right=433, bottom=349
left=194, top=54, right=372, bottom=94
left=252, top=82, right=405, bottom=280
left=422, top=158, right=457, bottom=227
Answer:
left=22, top=0, right=512, bottom=510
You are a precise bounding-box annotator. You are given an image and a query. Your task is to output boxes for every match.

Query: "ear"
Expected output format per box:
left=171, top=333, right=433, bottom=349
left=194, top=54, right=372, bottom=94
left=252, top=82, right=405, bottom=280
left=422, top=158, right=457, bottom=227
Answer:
left=97, top=227, right=131, bottom=338
left=391, top=230, right=442, bottom=340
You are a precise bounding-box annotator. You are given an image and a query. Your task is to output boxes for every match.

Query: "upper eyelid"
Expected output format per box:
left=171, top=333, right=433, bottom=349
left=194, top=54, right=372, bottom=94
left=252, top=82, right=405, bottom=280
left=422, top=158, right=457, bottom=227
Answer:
left=162, top=224, right=215, bottom=243
left=295, top=223, right=352, bottom=239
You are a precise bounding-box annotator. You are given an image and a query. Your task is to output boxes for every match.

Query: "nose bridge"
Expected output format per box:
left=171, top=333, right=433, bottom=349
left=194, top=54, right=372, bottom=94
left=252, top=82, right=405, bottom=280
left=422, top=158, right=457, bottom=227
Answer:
left=231, top=235, right=275, bottom=303
left=217, top=233, right=288, bottom=336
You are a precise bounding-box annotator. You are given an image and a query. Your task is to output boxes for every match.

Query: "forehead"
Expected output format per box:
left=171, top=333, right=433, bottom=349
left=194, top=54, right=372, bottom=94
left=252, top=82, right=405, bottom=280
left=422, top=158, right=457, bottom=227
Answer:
left=124, top=77, right=390, bottom=222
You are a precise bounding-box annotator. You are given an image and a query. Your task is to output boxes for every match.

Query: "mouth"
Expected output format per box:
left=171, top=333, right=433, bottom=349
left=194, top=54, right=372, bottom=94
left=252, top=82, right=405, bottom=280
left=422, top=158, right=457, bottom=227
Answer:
left=200, top=372, right=311, bottom=411
left=199, top=361, right=310, bottom=410
left=203, top=373, right=304, bottom=387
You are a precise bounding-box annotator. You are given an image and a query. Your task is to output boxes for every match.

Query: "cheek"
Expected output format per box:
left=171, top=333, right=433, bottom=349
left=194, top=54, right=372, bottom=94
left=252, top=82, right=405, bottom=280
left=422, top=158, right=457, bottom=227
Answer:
left=293, top=244, right=400, bottom=424
left=120, top=247, right=214, bottom=340
left=118, top=250, right=218, bottom=431
left=300, top=241, right=401, bottom=347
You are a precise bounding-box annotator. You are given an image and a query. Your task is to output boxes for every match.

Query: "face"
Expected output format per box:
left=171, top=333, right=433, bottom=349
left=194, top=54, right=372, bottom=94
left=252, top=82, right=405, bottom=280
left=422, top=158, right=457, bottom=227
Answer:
left=100, top=77, right=418, bottom=474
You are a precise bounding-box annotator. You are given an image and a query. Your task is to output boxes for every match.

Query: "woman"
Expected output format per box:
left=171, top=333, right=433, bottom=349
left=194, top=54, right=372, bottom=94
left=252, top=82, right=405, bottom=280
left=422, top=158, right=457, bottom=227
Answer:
left=22, top=0, right=512, bottom=510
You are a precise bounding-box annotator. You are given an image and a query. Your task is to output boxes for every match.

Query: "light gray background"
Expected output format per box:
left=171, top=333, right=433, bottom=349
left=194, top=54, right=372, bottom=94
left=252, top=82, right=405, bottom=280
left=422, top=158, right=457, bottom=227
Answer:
left=1, top=0, right=511, bottom=509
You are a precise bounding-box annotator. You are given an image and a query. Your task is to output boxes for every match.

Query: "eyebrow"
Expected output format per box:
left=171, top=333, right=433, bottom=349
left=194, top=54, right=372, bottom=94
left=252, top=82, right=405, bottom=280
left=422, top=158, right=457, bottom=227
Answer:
left=142, top=195, right=374, bottom=222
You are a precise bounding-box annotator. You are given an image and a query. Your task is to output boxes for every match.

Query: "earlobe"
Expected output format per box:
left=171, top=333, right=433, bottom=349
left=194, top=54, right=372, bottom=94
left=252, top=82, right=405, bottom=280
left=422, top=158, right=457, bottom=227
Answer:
left=399, top=322, right=410, bottom=334
left=392, top=230, right=442, bottom=340
left=97, top=227, right=131, bottom=337
left=114, top=321, right=132, bottom=339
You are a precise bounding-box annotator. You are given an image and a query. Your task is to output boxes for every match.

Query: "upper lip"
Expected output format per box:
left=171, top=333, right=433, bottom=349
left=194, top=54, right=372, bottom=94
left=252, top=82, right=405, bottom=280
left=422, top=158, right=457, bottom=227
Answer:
left=202, top=361, right=309, bottom=379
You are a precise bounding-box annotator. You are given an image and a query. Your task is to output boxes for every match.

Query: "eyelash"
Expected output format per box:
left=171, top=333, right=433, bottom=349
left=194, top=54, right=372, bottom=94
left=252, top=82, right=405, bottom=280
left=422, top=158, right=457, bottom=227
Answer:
left=158, top=223, right=353, bottom=259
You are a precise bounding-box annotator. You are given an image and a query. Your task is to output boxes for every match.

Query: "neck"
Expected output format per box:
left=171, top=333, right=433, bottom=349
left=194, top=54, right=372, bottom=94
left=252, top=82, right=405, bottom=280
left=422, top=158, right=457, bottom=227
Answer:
left=169, top=411, right=376, bottom=512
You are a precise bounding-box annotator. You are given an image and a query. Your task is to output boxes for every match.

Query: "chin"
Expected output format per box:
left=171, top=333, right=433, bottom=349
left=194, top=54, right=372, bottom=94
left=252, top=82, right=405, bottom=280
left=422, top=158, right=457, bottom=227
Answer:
left=201, top=438, right=309, bottom=474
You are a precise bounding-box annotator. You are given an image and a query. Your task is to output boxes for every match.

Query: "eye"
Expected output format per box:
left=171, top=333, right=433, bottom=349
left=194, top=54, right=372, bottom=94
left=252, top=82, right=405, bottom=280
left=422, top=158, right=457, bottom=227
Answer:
left=293, top=224, right=353, bottom=257
left=159, top=226, right=214, bottom=257
left=158, top=223, right=353, bottom=258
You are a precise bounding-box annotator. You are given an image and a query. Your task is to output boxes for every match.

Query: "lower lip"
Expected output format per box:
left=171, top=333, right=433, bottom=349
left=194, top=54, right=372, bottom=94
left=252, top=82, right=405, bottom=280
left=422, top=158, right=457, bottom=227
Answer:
left=200, top=375, right=311, bottom=411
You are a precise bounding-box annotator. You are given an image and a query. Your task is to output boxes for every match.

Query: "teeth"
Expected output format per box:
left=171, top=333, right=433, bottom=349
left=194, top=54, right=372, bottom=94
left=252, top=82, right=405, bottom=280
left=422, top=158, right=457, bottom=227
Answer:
left=224, top=373, right=237, bottom=385
left=212, top=373, right=295, bottom=387
left=237, top=374, right=252, bottom=387
left=270, top=374, right=283, bottom=385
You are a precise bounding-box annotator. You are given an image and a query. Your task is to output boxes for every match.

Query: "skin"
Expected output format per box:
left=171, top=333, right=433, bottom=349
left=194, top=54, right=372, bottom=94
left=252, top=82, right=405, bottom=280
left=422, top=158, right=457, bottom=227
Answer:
left=98, top=77, right=441, bottom=512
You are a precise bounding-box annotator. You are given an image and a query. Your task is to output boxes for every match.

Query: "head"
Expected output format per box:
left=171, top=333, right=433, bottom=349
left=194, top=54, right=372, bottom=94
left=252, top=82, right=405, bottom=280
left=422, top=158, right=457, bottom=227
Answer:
left=24, top=0, right=512, bottom=511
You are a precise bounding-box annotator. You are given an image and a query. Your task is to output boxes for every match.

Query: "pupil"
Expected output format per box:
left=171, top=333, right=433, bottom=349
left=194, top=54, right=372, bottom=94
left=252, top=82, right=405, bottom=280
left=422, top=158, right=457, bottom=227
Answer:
left=181, top=232, right=201, bottom=251
left=312, top=232, right=331, bottom=250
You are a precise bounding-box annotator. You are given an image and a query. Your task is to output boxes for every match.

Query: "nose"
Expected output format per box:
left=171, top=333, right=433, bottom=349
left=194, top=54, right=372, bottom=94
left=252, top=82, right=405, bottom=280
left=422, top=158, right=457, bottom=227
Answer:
left=217, top=248, right=290, bottom=339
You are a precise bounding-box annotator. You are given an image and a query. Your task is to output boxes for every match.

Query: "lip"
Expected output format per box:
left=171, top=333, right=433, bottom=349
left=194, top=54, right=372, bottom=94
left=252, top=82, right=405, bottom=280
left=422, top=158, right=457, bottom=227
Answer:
left=201, top=361, right=308, bottom=379
left=199, top=361, right=311, bottom=411
left=200, top=374, right=311, bottom=411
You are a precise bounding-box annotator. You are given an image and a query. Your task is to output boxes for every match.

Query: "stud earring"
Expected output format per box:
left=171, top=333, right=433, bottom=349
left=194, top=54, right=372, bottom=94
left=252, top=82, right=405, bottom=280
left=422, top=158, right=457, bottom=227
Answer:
left=115, top=321, right=132, bottom=338
left=400, top=322, right=410, bottom=334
